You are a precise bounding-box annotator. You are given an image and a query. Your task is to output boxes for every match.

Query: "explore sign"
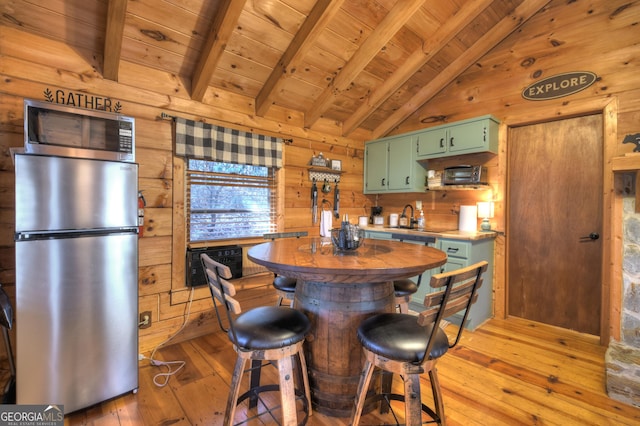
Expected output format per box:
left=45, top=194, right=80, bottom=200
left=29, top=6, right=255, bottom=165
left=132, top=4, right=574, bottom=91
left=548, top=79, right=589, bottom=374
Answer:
left=522, top=71, right=597, bottom=101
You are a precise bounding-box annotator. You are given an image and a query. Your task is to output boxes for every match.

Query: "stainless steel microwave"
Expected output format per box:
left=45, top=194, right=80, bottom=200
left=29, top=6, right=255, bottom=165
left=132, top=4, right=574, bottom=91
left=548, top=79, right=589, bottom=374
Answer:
left=24, top=99, right=135, bottom=162
left=443, top=165, right=486, bottom=185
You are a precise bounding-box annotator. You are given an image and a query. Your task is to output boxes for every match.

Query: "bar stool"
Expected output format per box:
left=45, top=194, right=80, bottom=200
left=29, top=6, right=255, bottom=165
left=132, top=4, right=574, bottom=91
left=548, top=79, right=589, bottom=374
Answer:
left=263, top=232, right=308, bottom=307
left=201, top=253, right=312, bottom=426
left=393, top=275, right=422, bottom=313
left=350, top=261, right=488, bottom=426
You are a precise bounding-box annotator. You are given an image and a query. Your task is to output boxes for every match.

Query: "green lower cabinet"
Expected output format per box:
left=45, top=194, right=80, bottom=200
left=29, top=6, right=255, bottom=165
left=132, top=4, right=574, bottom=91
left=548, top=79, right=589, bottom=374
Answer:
left=410, top=237, right=494, bottom=331
left=364, top=230, right=393, bottom=240
left=397, top=239, right=435, bottom=300
left=366, top=232, right=434, bottom=302
left=365, top=231, right=494, bottom=330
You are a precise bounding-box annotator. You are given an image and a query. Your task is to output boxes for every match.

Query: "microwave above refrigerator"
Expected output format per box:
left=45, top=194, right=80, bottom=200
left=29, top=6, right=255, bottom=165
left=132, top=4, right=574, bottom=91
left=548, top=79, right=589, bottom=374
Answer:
left=24, top=99, right=135, bottom=162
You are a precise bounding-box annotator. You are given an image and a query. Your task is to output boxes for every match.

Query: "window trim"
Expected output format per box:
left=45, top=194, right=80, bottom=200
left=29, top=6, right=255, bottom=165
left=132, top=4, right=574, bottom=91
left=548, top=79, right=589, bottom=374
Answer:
left=171, top=157, right=284, bottom=303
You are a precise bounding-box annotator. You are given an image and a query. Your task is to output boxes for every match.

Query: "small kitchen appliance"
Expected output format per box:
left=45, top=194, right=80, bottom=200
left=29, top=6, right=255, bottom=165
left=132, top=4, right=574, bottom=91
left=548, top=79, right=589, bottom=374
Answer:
left=370, top=206, right=383, bottom=225
left=443, top=165, right=486, bottom=185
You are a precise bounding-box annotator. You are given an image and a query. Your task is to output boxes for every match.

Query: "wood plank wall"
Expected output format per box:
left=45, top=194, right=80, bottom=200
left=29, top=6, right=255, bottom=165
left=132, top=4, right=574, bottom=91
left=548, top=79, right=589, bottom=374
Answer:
left=0, top=25, right=369, bottom=353
left=1, top=0, right=639, bottom=354
left=386, top=0, right=640, bottom=343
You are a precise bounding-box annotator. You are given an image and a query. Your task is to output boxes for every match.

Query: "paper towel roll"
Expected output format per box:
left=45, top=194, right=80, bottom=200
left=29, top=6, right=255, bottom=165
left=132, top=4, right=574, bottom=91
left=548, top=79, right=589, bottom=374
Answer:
left=458, top=205, right=478, bottom=232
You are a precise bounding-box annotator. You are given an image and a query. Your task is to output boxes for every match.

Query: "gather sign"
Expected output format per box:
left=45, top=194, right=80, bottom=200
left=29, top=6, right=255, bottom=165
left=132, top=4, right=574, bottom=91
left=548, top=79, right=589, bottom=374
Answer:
left=522, top=71, right=597, bottom=101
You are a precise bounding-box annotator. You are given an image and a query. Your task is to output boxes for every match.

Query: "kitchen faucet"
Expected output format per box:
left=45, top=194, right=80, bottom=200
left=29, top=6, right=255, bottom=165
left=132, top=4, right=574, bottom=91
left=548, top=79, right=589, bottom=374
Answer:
left=400, top=204, right=417, bottom=229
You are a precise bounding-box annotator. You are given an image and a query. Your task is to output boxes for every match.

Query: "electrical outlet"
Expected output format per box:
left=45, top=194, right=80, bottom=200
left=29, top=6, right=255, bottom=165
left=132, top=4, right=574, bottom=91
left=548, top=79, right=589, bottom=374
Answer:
left=416, top=200, right=422, bottom=210
left=139, top=311, right=152, bottom=329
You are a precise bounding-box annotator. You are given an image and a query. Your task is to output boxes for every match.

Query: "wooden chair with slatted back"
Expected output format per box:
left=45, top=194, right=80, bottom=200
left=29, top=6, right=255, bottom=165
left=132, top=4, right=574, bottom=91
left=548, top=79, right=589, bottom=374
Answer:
left=350, top=261, right=488, bottom=426
left=263, top=231, right=308, bottom=307
left=200, top=253, right=312, bottom=426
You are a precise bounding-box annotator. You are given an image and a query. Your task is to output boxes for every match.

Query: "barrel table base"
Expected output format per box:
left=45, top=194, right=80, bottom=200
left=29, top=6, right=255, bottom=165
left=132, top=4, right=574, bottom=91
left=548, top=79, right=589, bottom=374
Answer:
left=295, top=279, right=395, bottom=417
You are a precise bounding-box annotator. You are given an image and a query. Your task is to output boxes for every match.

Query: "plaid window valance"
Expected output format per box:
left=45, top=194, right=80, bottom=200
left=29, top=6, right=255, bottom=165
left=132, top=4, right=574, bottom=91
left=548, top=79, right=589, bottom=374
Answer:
left=175, top=117, right=283, bottom=168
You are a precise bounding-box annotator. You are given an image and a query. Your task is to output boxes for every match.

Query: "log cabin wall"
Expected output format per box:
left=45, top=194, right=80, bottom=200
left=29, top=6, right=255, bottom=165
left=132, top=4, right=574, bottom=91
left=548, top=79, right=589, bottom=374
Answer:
left=372, top=0, right=640, bottom=404
left=0, top=0, right=638, bottom=386
left=0, top=25, right=370, bottom=354
left=383, top=0, right=639, bottom=336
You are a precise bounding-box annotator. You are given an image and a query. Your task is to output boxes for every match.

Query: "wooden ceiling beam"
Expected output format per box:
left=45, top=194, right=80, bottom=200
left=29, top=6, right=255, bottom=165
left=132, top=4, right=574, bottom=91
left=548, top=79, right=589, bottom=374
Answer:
left=103, top=0, right=128, bottom=81
left=303, top=0, right=426, bottom=129
left=191, top=0, right=247, bottom=102
left=342, top=0, right=494, bottom=137
left=255, top=0, right=344, bottom=117
left=372, top=0, right=552, bottom=138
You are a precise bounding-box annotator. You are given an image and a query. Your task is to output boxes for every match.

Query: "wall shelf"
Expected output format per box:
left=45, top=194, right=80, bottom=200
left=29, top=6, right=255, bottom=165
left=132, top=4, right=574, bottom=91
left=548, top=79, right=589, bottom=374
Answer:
left=308, top=167, right=343, bottom=182
left=427, top=184, right=491, bottom=191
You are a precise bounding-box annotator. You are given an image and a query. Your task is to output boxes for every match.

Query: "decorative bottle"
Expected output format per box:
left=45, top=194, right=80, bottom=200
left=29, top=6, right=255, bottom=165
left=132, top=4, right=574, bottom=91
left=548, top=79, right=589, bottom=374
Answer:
left=417, top=210, right=425, bottom=231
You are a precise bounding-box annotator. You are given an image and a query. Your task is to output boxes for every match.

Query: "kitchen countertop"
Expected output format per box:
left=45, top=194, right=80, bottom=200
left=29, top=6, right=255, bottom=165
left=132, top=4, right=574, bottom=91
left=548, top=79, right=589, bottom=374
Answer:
left=361, top=225, right=497, bottom=241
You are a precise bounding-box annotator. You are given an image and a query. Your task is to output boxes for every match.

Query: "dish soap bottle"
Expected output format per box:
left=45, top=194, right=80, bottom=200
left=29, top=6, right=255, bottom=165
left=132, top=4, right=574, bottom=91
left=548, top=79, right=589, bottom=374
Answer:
left=417, top=209, right=425, bottom=231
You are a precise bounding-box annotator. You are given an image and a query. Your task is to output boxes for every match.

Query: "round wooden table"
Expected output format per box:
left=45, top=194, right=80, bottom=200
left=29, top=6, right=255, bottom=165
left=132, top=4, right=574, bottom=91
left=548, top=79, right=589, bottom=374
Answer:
left=248, top=236, right=447, bottom=417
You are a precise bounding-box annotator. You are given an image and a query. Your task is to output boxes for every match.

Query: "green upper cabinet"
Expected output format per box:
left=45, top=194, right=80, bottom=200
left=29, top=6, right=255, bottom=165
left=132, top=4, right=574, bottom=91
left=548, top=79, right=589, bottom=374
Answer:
left=363, top=139, right=389, bottom=192
left=364, top=134, right=427, bottom=194
left=416, top=115, right=499, bottom=159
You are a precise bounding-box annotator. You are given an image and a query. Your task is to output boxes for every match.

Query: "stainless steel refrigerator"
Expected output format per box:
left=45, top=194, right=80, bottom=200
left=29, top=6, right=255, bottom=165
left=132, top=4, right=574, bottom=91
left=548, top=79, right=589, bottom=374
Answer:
left=14, top=153, right=139, bottom=413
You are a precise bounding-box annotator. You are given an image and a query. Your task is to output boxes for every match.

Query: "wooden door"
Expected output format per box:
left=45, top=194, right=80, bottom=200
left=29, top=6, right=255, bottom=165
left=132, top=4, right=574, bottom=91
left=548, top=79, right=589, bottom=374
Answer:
left=508, top=114, right=603, bottom=335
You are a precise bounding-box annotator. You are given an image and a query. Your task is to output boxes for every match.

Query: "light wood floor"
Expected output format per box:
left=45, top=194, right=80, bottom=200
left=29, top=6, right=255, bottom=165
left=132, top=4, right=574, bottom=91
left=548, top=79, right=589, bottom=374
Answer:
left=61, top=310, right=640, bottom=426
left=0, top=274, right=635, bottom=425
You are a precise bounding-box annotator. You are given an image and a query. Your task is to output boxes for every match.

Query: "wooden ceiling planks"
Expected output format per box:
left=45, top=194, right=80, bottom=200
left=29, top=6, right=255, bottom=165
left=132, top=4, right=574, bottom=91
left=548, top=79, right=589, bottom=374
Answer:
left=372, top=0, right=551, bottom=138
left=0, top=0, right=545, bottom=136
left=255, top=0, right=344, bottom=117
left=191, top=0, right=247, bottom=100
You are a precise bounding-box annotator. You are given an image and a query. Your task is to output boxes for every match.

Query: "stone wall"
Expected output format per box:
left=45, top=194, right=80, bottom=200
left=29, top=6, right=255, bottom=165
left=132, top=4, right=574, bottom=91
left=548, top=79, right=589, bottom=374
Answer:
left=606, top=196, right=640, bottom=406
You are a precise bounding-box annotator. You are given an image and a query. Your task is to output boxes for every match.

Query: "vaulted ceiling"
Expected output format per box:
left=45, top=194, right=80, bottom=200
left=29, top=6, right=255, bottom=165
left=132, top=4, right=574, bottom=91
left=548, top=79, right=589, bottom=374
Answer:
left=0, top=0, right=550, bottom=138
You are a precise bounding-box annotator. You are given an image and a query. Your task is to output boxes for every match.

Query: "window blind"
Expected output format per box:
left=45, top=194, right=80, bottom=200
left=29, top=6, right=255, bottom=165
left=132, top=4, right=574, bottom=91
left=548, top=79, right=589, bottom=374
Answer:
left=186, top=166, right=277, bottom=242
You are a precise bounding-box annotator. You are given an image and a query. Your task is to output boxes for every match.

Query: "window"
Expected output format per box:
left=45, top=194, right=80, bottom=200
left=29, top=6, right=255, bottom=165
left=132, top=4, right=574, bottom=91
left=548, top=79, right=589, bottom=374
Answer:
left=186, top=159, right=277, bottom=242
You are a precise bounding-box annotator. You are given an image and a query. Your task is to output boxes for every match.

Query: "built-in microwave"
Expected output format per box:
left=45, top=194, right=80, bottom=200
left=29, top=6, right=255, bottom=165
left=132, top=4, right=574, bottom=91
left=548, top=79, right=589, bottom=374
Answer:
left=443, top=165, right=486, bottom=185
left=24, top=99, right=135, bottom=162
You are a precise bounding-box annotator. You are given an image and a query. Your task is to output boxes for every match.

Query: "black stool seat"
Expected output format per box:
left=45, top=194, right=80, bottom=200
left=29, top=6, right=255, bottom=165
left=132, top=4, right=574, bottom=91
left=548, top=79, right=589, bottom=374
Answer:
left=264, top=232, right=307, bottom=307
left=272, top=276, right=297, bottom=293
left=393, top=279, right=418, bottom=297
left=358, top=313, right=449, bottom=363
left=234, top=306, right=310, bottom=350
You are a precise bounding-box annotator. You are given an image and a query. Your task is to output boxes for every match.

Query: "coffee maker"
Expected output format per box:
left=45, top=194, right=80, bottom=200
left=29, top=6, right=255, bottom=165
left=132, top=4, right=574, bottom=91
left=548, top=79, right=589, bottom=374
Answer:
left=370, top=206, right=383, bottom=225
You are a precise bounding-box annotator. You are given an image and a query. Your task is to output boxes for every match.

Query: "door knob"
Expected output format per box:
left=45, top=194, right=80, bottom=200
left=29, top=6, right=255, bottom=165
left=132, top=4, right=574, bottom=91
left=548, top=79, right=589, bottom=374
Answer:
left=579, top=232, right=599, bottom=241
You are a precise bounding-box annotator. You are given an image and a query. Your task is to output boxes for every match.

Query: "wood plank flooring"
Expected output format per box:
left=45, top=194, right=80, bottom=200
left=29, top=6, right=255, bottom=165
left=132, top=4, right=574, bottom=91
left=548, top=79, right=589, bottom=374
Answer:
left=59, top=276, right=640, bottom=425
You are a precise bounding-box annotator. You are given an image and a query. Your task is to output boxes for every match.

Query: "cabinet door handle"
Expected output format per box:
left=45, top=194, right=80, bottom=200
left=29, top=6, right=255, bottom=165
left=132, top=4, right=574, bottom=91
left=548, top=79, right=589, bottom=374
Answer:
left=447, top=247, right=459, bottom=253
left=381, top=178, right=386, bottom=186
left=405, top=176, right=410, bottom=185
left=450, top=137, right=455, bottom=147
left=439, top=138, right=444, bottom=148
